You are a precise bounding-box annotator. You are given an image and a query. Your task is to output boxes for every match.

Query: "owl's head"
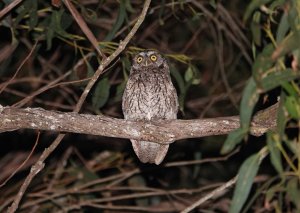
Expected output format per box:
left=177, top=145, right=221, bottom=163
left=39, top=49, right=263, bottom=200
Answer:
left=132, top=50, right=167, bottom=70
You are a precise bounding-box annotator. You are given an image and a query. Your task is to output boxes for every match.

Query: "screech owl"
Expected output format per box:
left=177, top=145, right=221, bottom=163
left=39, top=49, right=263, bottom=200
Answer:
left=122, top=50, right=179, bottom=165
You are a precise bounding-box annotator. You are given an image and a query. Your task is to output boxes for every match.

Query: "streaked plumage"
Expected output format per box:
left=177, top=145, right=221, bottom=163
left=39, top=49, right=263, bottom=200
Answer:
left=122, top=50, right=178, bottom=165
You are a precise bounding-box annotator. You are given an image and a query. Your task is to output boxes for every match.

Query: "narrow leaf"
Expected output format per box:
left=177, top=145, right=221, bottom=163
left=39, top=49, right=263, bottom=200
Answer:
left=276, top=12, right=289, bottom=43
left=243, top=0, right=272, bottom=22
left=285, top=96, right=300, bottom=119
left=260, top=69, right=300, bottom=91
left=64, top=0, right=103, bottom=57
left=252, top=44, right=274, bottom=83
left=240, top=77, right=259, bottom=129
left=229, top=153, right=261, bottom=213
left=287, top=177, right=300, bottom=209
left=251, top=11, right=261, bottom=46
left=104, top=0, right=126, bottom=41
left=221, top=78, right=259, bottom=154
left=170, top=65, right=185, bottom=111
left=184, top=66, right=193, bottom=82
left=266, top=132, right=283, bottom=174
left=277, top=92, right=287, bottom=138
left=272, top=32, right=300, bottom=60
left=92, top=77, right=110, bottom=109
left=114, top=81, right=126, bottom=102
left=28, top=0, right=38, bottom=30
left=221, top=128, right=247, bottom=154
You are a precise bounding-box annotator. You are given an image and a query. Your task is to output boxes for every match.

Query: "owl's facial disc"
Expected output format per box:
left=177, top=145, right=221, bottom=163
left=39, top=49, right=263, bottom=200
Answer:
left=133, top=51, right=164, bottom=69
left=135, top=55, right=151, bottom=67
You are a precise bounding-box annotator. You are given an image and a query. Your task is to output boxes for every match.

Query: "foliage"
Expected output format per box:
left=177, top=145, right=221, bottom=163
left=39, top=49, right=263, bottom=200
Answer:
left=223, top=0, right=300, bottom=212
left=0, top=0, right=299, bottom=212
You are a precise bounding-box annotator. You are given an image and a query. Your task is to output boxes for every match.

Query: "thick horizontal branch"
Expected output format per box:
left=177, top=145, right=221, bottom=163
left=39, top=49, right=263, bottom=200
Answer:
left=0, top=104, right=277, bottom=144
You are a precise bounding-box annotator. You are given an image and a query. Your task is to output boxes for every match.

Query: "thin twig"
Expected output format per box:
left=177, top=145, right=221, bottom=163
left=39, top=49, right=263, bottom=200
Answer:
left=12, top=51, right=94, bottom=108
left=12, top=71, right=72, bottom=108
left=181, top=175, right=238, bottom=213
left=0, top=132, right=40, bottom=188
left=192, top=1, right=252, bottom=65
left=0, top=0, right=24, bottom=20
left=216, top=25, right=238, bottom=109
left=63, top=0, right=106, bottom=60
left=0, top=42, right=38, bottom=95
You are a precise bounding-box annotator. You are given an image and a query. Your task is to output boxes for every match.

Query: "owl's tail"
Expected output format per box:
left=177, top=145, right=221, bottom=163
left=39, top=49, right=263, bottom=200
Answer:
left=131, top=140, right=169, bottom=165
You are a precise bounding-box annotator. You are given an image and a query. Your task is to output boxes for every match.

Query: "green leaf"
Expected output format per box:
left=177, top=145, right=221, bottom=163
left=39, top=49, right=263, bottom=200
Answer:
left=46, top=8, right=73, bottom=50
left=277, top=92, right=287, bottom=138
left=260, top=69, right=300, bottom=91
left=221, top=128, right=247, bottom=154
left=52, top=9, right=70, bottom=37
left=269, top=0, right=285, bottom=10
left=282, top=79, right=299, bottom=97
left=14, top=0, right=30, bottom=27
left=276, top=12, right=289, bottom=43
left=285, top=96, right=300, bottom=119
left=287, top=5, right=298, bottom=32
left=266, top=132, right=283, bottom=174
left=28, top=0, right=38, bottom=30
left=287, top=177, right=300, bottom=209
left=59, top=12, right=73, bottom=31
left=221, top=77, right=259, bottom=154
left=222, top=70, right=298, bottom=154
left=184, top=66, right=193, bottom=82
left=124, top=0, right=135, bottom=13
left=92, top=77, right=110, bottom=109
left=243, top=0, right=272, bottom=22
left=251, top=11, right=261, bottom=46
left=104, top=0, right=126, bottom=41
left=184, top=65, right=201, bottom=85
left=229, top=153, right=261, bottom=213
left=265, top=183, right=281, bottom=205
left=86, top=61, right=95, bottom=78
left=170, top=65, right=185, bottom=111
left=121, top=57, right=131, bottom=77
left=46, top=17, right=54, bottom=50
left=114, top=81, right=126, bottom=102
left=209, top=0, right=217, bottom=9
left=283, top=139, right=299, bottom=156
left=272, top=31, right=300, bottom=60
left=240, top=77, right=259, bottom=129
left=252, top=44, right=274, bottom=83
left=80, top=5, right=98, bottom=21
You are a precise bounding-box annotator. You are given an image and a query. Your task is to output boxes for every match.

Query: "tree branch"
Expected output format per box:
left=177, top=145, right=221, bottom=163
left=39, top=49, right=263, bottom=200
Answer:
left=0, top=103, right=277, bottom=144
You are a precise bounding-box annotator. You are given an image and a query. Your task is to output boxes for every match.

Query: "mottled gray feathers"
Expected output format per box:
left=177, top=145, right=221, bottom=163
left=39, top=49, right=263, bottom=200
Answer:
left=122, top=50, right=178, bottom=165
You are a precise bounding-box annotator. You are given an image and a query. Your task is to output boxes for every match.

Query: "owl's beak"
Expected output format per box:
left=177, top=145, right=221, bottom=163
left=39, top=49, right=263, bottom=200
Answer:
left=143, top=58, right=151, bottom=66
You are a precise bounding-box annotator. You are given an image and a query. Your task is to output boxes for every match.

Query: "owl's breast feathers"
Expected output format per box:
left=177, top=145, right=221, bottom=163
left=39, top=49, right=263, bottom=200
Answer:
left=122, top=69, right=178, bottom=120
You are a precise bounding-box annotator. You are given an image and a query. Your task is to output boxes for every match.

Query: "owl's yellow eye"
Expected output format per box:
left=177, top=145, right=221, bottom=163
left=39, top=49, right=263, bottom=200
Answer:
left=150, top=54, right=157, bottom=61
left=136, top=56, right=143, bottom=63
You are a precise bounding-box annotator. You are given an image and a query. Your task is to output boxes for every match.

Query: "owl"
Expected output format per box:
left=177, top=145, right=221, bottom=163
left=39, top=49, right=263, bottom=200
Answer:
left=122, top=50, right=179, bottom=165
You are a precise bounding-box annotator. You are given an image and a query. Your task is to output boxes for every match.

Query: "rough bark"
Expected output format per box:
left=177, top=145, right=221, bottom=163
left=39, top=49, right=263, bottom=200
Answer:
left=0, top=103, right=278, bottom=144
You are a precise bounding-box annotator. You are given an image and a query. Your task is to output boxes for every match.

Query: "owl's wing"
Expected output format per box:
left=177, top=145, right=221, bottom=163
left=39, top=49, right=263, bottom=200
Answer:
left=122, top=79, right=135, bottom=119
